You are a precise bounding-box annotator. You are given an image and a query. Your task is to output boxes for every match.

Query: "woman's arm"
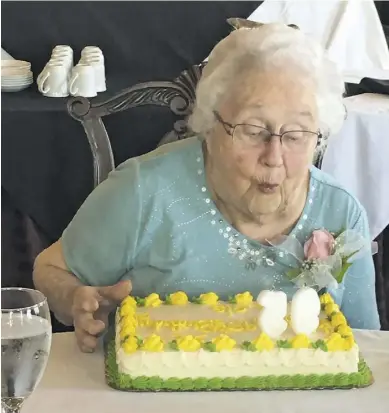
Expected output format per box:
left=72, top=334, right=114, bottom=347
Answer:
left=33, top=240, right=83, bottom=325
left=34, top=239, right=133, bottom=352
left=340, top=209, right=381, bottom=330
left=34, top=157, right=142, bottom=323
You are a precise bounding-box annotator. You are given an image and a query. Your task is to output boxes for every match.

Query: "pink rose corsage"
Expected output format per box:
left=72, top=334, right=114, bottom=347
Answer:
left=269, top=228, right=370, bottom=291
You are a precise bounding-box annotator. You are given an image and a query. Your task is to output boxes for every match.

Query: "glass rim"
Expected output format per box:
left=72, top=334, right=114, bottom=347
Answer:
left=1, top=287, right=48, bottom=313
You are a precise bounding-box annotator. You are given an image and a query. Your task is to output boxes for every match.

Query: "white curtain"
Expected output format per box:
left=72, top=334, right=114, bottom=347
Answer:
left=247, top=0, right=389, bottom=83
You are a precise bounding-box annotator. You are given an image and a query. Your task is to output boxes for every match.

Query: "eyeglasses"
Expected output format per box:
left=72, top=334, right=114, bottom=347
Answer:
left=214, top=111, right=321, bottom=152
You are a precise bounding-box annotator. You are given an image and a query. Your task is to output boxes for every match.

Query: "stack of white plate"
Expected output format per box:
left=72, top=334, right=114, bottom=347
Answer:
left=1, top=60, right=33, bottom=92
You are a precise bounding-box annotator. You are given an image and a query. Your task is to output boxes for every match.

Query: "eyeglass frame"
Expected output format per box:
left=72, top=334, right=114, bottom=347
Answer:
left=213, top=110, right=322, bottom=149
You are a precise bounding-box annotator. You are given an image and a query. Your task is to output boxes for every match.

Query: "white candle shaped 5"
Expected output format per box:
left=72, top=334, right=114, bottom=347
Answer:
left=290, top=287, right=321, bottom=336
left=257, top=290, right=288, bottom=338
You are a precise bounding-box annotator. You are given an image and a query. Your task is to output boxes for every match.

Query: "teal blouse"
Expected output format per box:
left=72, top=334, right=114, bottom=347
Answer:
left=62, top=137, right=380, bottom=330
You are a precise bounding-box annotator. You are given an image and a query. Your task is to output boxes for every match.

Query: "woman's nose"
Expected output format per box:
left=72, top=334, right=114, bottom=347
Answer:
left=260, top=137, right=284, bottom=167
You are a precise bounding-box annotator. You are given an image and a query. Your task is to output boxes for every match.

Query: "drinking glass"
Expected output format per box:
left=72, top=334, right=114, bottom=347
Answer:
left=1, top=288, right=52, bottom=413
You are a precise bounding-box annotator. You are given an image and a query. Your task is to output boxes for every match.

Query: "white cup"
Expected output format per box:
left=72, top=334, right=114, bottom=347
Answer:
left=81, top=46, right=104, bottom=62
left=37, top=58, right=72, bottom=84
left=49, top=55, right=73, bottom=68
left=38, top=64, right=69, bottom=97
left=51, top=51, right=73, bottom=62
left=53, top=45, right=72, bottom=53
left=69, top=64, right=97, bottom=98
left=82, top=46, right=102, bottom=53
left=81, top=52, right=104, bottom=63
left=79, top=57, right=106, bottom=92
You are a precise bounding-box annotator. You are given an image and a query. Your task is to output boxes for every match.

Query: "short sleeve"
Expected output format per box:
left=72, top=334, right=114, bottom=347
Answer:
left=61, top=158, right=142, bottom=286
left=340, top=207, right=381, bottom=330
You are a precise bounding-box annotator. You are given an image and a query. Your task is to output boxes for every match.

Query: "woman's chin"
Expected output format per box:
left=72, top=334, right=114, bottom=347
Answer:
left=250, top=193, right=283, bottom=216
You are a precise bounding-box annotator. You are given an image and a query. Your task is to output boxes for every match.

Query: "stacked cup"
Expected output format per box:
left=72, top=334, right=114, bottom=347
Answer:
left=37, top=45, right=74, bottom=97
left=80, top=47, right=106, bottom=92
left=69, top=46, right=106, bottom=98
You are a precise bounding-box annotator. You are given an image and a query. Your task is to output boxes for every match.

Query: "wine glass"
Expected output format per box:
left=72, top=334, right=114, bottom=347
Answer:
left=1, top=288, right=52, bottom=413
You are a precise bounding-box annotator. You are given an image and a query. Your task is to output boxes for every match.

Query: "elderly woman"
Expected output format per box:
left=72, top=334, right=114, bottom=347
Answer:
left=33, top=23, right=380, bottom=352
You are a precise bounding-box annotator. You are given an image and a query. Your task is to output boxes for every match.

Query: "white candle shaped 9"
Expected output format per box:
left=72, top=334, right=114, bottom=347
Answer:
left=290, top=287, right=321, bottom=336
left=257, top=290, right=288, bottom=338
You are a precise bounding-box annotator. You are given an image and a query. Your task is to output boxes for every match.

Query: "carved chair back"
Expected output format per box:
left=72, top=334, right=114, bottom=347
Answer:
left=67, top=62, right=324, bottom=188
left=67, top=63, right=204, bottom=187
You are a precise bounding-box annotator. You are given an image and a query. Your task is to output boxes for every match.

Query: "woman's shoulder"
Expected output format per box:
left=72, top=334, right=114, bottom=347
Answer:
left=112, top=136, right=203, bottom=205
left=137, top=136, right=202, bottom=170
left=114, top=136, right=202, bottom=185
left=309, top=166, right=366, bottom=225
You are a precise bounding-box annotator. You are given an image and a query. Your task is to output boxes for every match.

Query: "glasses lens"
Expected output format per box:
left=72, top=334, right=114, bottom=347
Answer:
left=233, top=125, right=272, bottom=146
left=281, top=131, right=318, bottom=151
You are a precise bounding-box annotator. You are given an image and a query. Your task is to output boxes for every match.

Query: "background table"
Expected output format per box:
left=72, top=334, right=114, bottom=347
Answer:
left=322, top=93, right=389, bottom=240
left=24, top=331, right=389, bottom=413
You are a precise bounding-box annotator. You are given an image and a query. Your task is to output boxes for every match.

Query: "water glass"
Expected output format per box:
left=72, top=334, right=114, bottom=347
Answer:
left=1, top=288, right=52, bottom=413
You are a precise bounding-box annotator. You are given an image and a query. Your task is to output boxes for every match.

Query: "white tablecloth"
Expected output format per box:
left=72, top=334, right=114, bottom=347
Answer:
left=24, top=331, right=389, bottom=413
left=322, top=93, right=389, bottom=240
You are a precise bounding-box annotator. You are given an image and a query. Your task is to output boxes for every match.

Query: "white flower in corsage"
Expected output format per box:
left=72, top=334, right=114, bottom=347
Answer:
left=270, top=228, right=371, bottom=291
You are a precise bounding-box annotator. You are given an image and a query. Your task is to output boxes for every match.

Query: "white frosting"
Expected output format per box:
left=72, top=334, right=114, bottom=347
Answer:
left=257, top=290, right=288, bottom=338
left=115, top=303, right=359, bottom=379
left=290, top=287, right=321, bottom=336
left=116, top=346, right=359, bottom=378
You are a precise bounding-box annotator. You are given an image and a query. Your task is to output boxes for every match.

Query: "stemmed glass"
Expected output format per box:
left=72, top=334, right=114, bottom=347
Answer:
left=1, top=288, right=52, bottom=413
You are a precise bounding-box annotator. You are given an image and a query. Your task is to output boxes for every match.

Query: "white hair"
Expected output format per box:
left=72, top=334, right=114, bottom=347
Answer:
left=188, top=23, right=346, bottom=159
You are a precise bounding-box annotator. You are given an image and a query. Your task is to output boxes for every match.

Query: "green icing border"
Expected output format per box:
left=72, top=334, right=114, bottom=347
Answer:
left=105, top=341, right=374, bottom=392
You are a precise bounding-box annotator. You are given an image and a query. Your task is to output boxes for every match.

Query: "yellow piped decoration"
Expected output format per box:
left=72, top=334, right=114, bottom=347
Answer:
left=168, top=291, right=189, bottom=306
left=325, top=303, right=340, bottom=316
left=121, top=314, right=138, bottom=328
left=212, top=303, right=227, bottom=313
left=344, top=335, right=355, bottom=350
left=122, top=296, right=138, bottom=308
left=326, top=332, right=346, bottom=351
left=252, top=333, right=274, bottom=351
left=235, top=292, right=253, bottom=307
left=199, top=292, right=219, bottom=306
left=146, top=318, right=257, bottom=334
left=212, top=334, right=236, bottom=351
left=176, top=335, right=203, bottom=352
left=331, top=312, right=347, bottom=328
left=142, top=334, right=164, bottom=352
left=170, top=320, right=188, bottom=331
left=123, top=336, right=138, bottom=354
left=318, top=319, right=333, bottom=334
left=120, top=303, right=136, bottom=317
left=144, top=293, right=163, bottom=308
left=337, top=324, right=353, bottom=337
left=291, top=334, right=310, bottom=349
left=319, top=293, right=334, bottom=305
left=120, top=323, right=137, bottom=340
left=234, top=306, right=249, bottom=314
left=227, top=321, right=245, bottom=332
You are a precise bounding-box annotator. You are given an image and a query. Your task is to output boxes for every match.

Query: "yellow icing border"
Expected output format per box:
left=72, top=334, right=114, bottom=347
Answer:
left=119, top=291, right=354, bottom=354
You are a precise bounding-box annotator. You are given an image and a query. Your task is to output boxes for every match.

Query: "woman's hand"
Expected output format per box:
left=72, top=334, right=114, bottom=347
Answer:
left=71, top=280, right=132, bottom=352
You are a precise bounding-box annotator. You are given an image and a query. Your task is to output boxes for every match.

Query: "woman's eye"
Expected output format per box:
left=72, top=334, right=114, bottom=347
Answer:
left=283, top=132, right=303, bottom=141
left=241, top=125, right=268, bottom=137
